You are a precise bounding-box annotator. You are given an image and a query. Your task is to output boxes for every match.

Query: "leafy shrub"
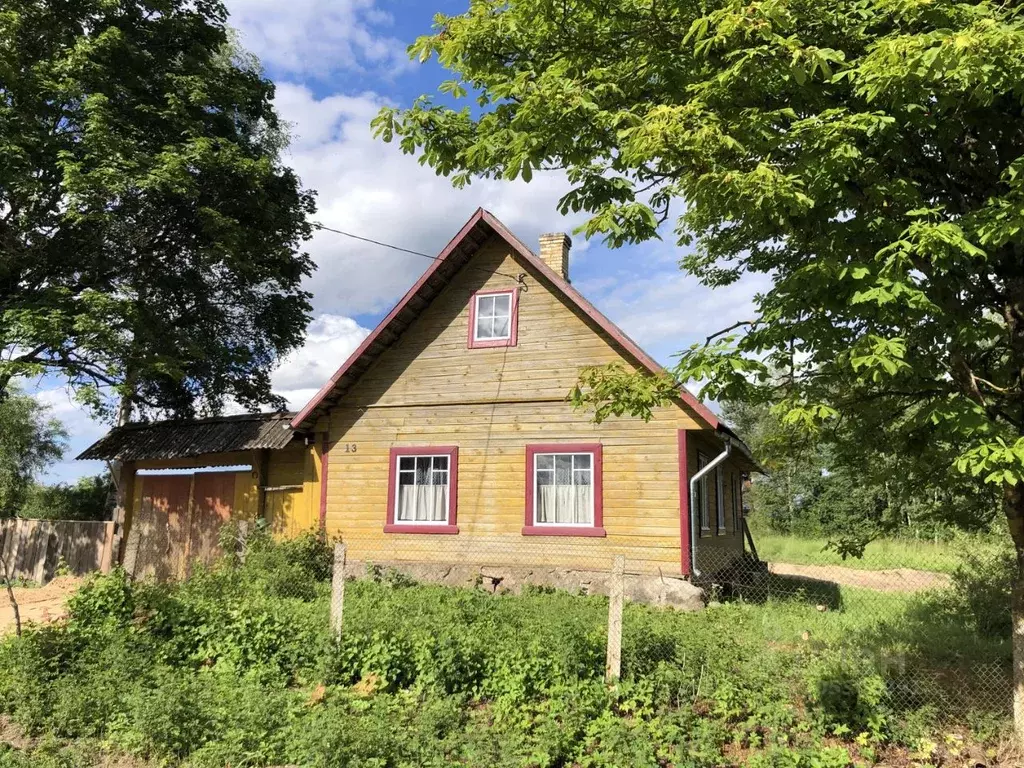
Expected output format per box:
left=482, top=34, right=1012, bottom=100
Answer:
left=331, top=630, right=416, bottom=691
left=280, top=690, right=469, bottom=767
left=108, top=670, right=215, bottom=759
left=366, top=562, right=419, bottom=588
left=0, top=627, right=66, bottom=732
left=412, top=630, right=487, bottom=695
left=0, top=533, right=1006, bottom=766
left=805, top=651, right=888, bottom=738
left=947, top=536, right=1014, bottom=636
left=241, top=530, right=333, bottom=599
left=46, top=634, right=152, bottom=738
left=18, top=475, right=112, bottom=522
left=180, top=676, right=305, bottom=768
left=64, top=568, right=136, bottom=632
left=0, top=739, right=97, bottom=768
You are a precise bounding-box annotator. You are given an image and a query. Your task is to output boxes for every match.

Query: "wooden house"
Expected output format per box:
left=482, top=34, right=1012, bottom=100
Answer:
left=81, top=209, right=758, bottom=582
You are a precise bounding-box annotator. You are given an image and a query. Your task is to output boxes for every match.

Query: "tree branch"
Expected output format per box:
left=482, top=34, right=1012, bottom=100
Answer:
left=703, top=319, right=757, bottom=346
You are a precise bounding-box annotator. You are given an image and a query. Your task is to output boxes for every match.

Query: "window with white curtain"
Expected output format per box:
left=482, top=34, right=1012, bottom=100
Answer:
left=533, top=452, right=594, bottom=526
left=395, top=454, right=450, bottom=524
left=697, top=453, right=710, bottom=532
left=716, top=466, right=726, bottom=533
left=732, top=473, right=741, bottom=533
left=473, top=292, right=512, bottom=342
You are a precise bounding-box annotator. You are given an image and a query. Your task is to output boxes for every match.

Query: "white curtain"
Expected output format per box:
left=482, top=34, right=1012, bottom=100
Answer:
left=536, top=484, right=592, bottom=524
left=397, top=485, right=447, bottom=522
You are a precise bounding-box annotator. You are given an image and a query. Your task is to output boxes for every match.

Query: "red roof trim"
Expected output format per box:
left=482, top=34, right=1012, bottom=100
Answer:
left=290, top=209, right=490, bottom=430
left=678, top=429, right=691, bottom=576
left=290, top=208, right=720, bottom=432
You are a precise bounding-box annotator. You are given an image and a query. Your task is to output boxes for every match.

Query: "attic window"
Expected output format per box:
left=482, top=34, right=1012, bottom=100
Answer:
left=468, top=289, right=518, bottom=348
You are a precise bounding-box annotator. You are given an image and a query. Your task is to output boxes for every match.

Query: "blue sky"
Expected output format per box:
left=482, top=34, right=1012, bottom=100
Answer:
left=31, top=0, right=767, bottom=484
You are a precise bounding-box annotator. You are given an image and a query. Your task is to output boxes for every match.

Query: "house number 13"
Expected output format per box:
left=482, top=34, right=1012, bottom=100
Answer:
left=343, top=443, right=357, bottom=453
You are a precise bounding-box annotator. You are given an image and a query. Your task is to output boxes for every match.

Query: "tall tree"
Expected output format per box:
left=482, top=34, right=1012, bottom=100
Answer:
left=1, top=0, right=316, bottom=418
left=0, top=386, right=65, bottom=517
left=374, top=0, right=1024, bottom=736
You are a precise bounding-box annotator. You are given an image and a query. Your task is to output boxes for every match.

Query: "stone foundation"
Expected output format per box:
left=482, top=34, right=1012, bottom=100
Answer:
left=349, top=560, right=706, bottom=611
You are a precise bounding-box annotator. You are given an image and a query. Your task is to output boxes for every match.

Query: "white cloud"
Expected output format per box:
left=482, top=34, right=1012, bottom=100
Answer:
left=224, top=0, right=411, bottom=77
left=271, top=313, right=370, bottom=411
left=579, top=264, right=772, bottom=364
left=272, top=83, right=590, bottom=317
left=29, top=386, right=108, bottom=485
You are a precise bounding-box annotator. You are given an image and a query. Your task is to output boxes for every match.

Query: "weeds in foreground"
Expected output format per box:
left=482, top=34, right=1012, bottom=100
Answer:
left=0, top=532, right=1013, bottom=766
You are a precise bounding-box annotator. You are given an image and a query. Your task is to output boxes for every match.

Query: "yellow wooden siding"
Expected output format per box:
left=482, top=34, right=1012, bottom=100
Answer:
left=321, top=234, right=724, bottom=575
left=342, top=237, right=655, bottom=408
left=265, top=442, right=320, bottom=537
left=324, top=403, right=689, bottom=573
left=129, top=446, right=321, bottom=537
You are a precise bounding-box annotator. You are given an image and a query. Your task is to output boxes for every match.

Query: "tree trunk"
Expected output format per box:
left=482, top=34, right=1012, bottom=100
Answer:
left=0, top=548, right=21, bottom=638
left=106, top=390, right=134, bottom=517
left=1006, top=482, right=1024, bottom=746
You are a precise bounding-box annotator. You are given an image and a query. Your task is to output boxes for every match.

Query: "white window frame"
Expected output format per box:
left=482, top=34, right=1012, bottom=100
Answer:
left=393, top=453, right=452, bottom=526
left=532, top=451, right=595, bottom=527
left=472, top=291, right=514, bottom=343
left=697, top=452, right=711, bottom=533
left=716, top=466, right=726, bottom=534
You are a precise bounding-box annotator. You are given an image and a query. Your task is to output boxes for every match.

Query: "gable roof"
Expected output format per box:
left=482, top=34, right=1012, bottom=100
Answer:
left=291, top=208, right=726, bottom=435
left=77, top=412, right=295, bottom=462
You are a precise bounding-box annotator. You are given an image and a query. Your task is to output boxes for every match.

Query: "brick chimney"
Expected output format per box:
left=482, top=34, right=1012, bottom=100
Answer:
left=538, top=233, right=572, bottom=282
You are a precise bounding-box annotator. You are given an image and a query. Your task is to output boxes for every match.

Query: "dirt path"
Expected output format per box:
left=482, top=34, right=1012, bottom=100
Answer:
left=769, top=562, right=951, bottom=593
left=0, top=576, right=81, bottom=634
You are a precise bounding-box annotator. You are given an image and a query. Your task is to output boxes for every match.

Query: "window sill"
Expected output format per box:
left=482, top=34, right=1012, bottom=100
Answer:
left=521, top=525, right=606, bottom=538
left=468, top=337, right=516, bottom=349
left=384, top=524, right=459, bottom=535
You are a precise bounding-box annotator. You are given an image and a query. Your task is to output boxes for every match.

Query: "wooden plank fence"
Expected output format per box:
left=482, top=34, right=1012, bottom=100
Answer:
left=0, top=519, right=115, bottom=585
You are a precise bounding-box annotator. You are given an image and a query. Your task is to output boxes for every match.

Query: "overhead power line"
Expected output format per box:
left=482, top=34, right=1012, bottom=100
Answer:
left=313, top=222, right=436, bottom=259
left=312, top=221, right=525, bottom=284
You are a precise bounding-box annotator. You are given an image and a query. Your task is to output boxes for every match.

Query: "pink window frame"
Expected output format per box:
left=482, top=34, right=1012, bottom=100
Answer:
left=467, top=288, right=519, bottom=349
left=522, top=443, right=606, bottom=537
left=385, top=446, right=460, bottom=534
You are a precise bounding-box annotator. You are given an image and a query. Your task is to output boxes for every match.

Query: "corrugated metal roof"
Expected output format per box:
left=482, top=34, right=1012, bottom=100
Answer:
left=77, top=412, right=296, bottom=461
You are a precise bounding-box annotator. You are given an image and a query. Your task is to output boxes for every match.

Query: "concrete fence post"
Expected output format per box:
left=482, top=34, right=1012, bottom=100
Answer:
left=606, top=554, right=625, bottom=683
left=330, top=542, right=347, bottom=641
left=236, top=520, right=250, bottom=563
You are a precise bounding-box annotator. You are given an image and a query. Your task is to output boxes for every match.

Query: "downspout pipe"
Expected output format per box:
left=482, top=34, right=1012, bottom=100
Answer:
left=689, top=437, right=732, bottom=579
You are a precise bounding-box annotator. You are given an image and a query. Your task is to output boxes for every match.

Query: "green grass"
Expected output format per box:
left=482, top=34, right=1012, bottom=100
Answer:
left=752, top=531, right=963, bottom=573
left=0, top=533, right=1012, bottom=767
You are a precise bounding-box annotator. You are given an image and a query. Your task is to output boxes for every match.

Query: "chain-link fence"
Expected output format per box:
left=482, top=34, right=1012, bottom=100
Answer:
left=0, top=516, right=1015, bottom=765
left=203, top=519, right=1011, bottom=725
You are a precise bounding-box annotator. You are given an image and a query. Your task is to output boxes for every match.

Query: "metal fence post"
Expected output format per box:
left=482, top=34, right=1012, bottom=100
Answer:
left=606, top=554, right=625, bottom=683
left=330, top=542, right=347, bottom=640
